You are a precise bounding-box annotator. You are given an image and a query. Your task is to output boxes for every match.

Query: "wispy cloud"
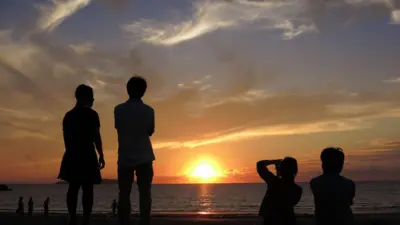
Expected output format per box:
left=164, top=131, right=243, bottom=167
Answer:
left=153, top=118, right=370, bottom=150
left=69, top=42, right=94, bottom=54
left=383, top=77, right=400, bottom=83
left=123, top=0, right=315, bottom=46
left=37, top=0, right=93, bottom=32
left=124, top=0, right=399, bottom=46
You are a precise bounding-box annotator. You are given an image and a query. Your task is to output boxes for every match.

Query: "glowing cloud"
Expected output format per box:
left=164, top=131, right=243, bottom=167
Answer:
left=124, top=0, right=400, bottom=46
left=37, top=0, right=93, bottom=32
left=123, top=0, right=314, bottom=46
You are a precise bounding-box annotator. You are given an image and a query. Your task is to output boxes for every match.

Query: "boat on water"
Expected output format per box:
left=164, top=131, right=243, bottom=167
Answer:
left=0, top=185, right=12, bottom=191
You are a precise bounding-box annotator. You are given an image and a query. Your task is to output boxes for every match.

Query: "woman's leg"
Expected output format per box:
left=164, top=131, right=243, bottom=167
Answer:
left=81, top=184, right=94, bottom=216
left=67, top=183, right=80, bottom=217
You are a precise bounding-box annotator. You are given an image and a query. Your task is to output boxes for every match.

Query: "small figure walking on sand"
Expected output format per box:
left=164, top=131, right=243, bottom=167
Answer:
left=28, top=197, right=34, bottom=216
left=44, top=197, right=50, bottom=216
left=111, top=199, right=118, bottom=217
left=16, top=196, right=24, bottom=216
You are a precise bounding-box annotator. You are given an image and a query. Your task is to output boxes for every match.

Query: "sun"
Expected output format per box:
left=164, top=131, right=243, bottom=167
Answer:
left=187, top=158, right=222, bottom=183
left=192, top=163, right=217, bottom=179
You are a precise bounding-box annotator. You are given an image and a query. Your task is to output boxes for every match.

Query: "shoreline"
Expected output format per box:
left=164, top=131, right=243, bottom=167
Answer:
left=1, top=212, right=400, bottom=225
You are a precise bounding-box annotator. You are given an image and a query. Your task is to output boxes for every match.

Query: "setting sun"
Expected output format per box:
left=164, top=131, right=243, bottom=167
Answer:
left=185, top=158, right=223, bottom=183
left=192, top=163, right=217, bottom=179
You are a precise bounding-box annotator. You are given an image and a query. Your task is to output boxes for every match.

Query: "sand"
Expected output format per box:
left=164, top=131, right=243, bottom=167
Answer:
left=1, top=213, right=400, bottom=225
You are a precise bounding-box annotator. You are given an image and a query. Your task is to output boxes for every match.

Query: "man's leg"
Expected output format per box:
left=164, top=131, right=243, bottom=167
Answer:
left=118, top=166, right=134, bottom=225
left=136, top=162, right=154, bottom=225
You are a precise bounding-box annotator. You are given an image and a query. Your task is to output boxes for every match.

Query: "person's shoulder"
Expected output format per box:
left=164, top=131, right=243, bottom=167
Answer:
left=84, top=107, right=99, bottom=116
left=310, top=175, right=323, bottom=185
left=294, top=183, right=302, bottom=193
left=114, top=102, right=126, bottom=112
left=339, top=175, right=355, bottom=185
left=63, top=108, right=75, bottom=120
left=142, top=102, right=154, bottom=112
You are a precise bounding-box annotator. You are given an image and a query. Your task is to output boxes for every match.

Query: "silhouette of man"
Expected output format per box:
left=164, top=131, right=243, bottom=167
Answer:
left=111, top=199, right=118, bottom=217
left=16, top=196, right=24, bottom=216
left=257, top=157, right=302, bottom=225
left=58, top=84, right=105, bottom=225
left=44, top=197, right=50, bottom=216
left=310, top=147, right=355, bottom=225
left=114, top=76, right=155, bottom=225
left=28, top=197, right=33, bottom=216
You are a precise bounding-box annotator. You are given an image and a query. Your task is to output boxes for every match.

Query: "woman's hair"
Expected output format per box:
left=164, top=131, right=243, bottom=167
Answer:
left=280, top=157, right=298, bottom=181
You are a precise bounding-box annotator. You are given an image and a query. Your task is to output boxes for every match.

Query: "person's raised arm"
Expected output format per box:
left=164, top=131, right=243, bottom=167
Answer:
left=256, top=159, right=281, bottom=184
left=93, top=112, right=105, bottom=169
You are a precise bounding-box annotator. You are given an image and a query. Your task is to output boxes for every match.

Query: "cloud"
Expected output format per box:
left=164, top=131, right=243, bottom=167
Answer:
left=69, top=42, right=94, bottom=54
left=383, top=77, right=400, bottom=83
left=123, top=0, right=316, bottom=46
left=36, top=0, right=93, bottom=32
left=124, top=0, right=399, bottom=46
left=153, top=118, right=369, bottom=150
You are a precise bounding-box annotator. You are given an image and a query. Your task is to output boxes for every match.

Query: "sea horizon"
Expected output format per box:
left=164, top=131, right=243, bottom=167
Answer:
left=2, top=181, right=400, bottom=214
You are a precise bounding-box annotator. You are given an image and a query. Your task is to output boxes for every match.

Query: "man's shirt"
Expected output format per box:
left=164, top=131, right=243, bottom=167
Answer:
left=114, top=99, right=155, bottom=167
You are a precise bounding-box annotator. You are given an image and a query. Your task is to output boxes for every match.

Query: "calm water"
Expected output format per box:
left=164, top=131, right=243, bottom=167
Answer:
left=1, top=181, right=400, bottom=214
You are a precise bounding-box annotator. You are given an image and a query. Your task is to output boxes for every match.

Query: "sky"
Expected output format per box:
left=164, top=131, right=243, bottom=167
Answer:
left=0, top=0, right=400, bottom=184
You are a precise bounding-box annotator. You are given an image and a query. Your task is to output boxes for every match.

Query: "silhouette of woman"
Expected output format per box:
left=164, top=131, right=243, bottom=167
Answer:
left=257, top=157, right=302, bottom=225
left=58, top=85, right=105, bottom=225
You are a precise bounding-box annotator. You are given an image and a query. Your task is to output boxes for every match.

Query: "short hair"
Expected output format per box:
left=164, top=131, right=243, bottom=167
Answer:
left=280, top=157, right=298, bottom=180
left=321, top=147, right=345, bottom=174
left=75, top=84, right=93, bottom=101
left=127, top=76, right=147, bottom=98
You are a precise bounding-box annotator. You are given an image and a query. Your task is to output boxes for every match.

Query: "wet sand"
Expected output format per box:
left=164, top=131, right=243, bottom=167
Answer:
left=1, top=213, right=400, bottom=225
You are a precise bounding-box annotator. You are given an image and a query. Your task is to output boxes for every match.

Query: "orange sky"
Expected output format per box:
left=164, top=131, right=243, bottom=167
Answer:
left=1, top=0, right=400, bottom=184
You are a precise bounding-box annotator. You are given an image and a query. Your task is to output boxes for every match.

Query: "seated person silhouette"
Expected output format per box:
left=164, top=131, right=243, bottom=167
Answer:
left=257, top=157, right=302, bottom=225
left=310, top=147, right=355, bottom=225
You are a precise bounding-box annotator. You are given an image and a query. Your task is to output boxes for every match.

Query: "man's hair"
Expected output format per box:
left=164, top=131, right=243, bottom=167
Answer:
left=321, top=147, right=345, bottom=174
left=75, top=84, right=93, bottom=101
left=127, top=76, right=147, bottom=98
left=280, top=157, right=298, bottom=180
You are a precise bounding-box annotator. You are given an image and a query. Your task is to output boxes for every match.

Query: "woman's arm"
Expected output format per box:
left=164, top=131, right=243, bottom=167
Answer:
left=256, top=160, right=281, bottom=184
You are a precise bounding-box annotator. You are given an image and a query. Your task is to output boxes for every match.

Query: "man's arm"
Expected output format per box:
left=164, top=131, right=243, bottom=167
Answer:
left=149, top=108, right=155, bottom=136
left=256, top=160, right=281, bottom=184
left=93, top=112, right=105, bottom=169
left=349, top=181, right=356, bottom=205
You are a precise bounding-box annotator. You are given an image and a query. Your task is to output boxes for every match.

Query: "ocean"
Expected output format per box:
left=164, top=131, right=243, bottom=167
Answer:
left=1, top=181, right=400, bottom=214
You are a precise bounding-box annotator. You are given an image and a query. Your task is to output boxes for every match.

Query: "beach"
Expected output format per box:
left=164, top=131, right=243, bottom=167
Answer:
left=1, top=213, right=400, bottom=225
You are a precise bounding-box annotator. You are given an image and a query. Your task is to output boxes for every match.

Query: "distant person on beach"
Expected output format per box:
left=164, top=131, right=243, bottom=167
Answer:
left=16, top=196, right=24, bottom=216
left=114, top=76, right=155, bottom=225
left=44, top=197, right=50, bottom=216
left=310, top=147, right=355, bottom=225
left=257, top=157, right=302, bottom=225
left=112, top=199, right=118, bottom=216
left=28, top=197, right=33, bottom=216
left=58, top=84, right=105, bottom=225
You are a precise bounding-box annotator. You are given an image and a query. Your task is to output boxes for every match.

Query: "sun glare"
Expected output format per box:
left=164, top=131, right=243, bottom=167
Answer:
left=187, top=158, right=222, bottom=183
left=192, top=163, right=217, bottom=179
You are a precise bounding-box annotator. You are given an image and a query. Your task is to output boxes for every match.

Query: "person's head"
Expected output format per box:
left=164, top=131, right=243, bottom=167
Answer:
left=279, top=157, right=298, bottom=181
left=127, top=76, right=147, bottom=99
left=320, top=147, right=345, bottom=175
left=75, top=84, right=94, bottom=107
